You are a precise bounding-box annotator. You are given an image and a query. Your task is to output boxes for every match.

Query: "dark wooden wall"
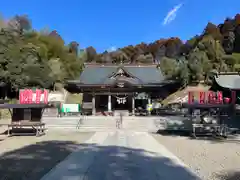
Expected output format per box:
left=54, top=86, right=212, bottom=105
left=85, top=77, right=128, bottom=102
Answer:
left=12, top=108, right=43, bottom=122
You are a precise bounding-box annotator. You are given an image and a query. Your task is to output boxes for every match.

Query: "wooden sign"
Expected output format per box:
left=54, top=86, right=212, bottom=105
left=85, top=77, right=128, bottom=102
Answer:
left=19, top=89, right=49, bottom=104
left=188, top=91, right=236, bottom=104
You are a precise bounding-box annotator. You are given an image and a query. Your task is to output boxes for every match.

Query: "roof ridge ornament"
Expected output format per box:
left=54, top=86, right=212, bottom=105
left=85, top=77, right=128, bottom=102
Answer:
left=110, top=67, right=131, bottom=79
left=117, top=82, right=124, bottom=88
left=117, top=68, right=124, bottom=76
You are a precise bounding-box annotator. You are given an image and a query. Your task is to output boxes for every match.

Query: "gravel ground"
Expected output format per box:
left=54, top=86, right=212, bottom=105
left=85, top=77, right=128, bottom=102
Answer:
left=41, top=130, right=200, bottom=180
left=152, top=133, right=240, bottom=180
left=0, top=129, right=94, bottom=180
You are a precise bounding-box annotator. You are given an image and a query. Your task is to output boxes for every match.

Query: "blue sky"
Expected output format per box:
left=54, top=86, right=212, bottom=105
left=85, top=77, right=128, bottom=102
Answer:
left=1, top=0, right=240, bottom=52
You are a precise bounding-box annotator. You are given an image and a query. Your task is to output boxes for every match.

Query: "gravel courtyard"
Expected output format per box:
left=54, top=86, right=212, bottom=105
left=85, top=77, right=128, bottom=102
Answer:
left=0, top=126, right=240, bottom=180
left=152, top=133, right=240, bottom=180
left=0, top=129, right=94, bottom=180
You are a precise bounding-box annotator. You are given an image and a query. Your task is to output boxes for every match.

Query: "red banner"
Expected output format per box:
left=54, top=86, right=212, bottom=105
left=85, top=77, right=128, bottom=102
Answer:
left=199, top=91, right=205, bottom=104
left=19, top=90, right=25, bottom=104
left=27, top=89, right=33, bottom=104
left=208, top=91, right=215, bottom=103
left=43, top=89, right=49, bottom=104
left=19, top=89, right=49, bottom=104
left=35, top=89, right=42, bottom=104
left=217, top=91, right=223, bottom=104
left=188, top=91, right=235, bottom=104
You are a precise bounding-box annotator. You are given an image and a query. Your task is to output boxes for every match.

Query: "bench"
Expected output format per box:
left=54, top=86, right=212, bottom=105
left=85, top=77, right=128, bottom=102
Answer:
left=6, top=121, right=46, bottom=137
left=191, top=123, right=229, bottom=138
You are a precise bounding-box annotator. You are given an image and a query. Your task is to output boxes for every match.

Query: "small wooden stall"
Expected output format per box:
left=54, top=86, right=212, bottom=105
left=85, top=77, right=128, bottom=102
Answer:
left=0, top=88, right=54, bottom=137
left=183, top=90, right=235, bottom=138
left=183, top=103, right=233, bottom=138
left=0, top=103, right=53, bottom=137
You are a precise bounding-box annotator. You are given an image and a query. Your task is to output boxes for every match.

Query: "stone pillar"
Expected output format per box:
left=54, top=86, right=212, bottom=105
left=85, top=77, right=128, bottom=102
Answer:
left=132, top=96, right=135, bottom=116
left=92, top=94, right=96, bottom=115
left=148, top=98, right=151, bottom=104
left=148, top=97, right=151, bottom=115
left=108, top=95, right=112, bottom=112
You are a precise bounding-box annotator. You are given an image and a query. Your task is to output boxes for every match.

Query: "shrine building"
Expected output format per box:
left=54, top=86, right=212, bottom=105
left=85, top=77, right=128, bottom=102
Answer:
left=65, top=63, right=180, bottom=115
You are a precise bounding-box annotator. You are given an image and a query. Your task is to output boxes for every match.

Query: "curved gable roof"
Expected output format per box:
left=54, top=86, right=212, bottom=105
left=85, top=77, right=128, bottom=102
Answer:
left=79, top=66, right=116, bottom=84
left=214, top=74, right=240, bottom=89
left=126, top=66, right=164, bottom=84
left=78, top=64, right=165, bottom=85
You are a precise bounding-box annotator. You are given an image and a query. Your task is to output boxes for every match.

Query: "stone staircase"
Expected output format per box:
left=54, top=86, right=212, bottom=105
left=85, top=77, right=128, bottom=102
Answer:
left=113, top=110, right=130, bottom=116
left=42, top=115, right=189, bottom=132
left=43, top=116, right=116, bottom=131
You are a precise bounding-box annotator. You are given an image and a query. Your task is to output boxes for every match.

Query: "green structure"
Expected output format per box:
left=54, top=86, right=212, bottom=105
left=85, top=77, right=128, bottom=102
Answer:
left=60, top=104, right=81, bottom=113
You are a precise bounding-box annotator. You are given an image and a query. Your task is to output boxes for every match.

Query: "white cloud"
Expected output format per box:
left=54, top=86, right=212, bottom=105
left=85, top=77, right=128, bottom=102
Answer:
left=162, top=3, right=183, bottom=26
left=107, top=46, right=117, bottom=52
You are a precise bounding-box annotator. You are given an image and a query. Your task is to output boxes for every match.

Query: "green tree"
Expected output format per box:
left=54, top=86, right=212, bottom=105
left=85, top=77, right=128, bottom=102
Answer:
left=160, top=56, right=179, bottom=79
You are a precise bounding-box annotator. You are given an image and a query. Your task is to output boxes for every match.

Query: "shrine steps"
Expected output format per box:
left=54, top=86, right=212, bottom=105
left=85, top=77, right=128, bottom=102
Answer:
left=42, top=116, right=167, bottom=132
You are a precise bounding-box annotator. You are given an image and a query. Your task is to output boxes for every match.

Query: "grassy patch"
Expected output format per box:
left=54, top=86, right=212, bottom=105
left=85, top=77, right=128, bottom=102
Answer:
left=0, top=99, right=17, bottom=120
left=65, top=93, right=83, bottom=104
left=0, top=109, right=11, bottom=119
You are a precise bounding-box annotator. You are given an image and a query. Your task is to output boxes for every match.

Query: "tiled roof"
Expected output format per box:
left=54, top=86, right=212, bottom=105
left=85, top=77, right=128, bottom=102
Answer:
left=214, top=74, right=240, bottom=89
left=79, top=66, right=115, bottom=84
left=78, top=64, right=165, bottom=85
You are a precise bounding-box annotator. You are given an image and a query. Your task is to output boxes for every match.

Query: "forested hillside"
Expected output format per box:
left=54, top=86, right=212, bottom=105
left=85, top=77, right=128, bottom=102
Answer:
left=1, top=13, right=240, bottom=95
left=0, top=14, right=83, bottom=96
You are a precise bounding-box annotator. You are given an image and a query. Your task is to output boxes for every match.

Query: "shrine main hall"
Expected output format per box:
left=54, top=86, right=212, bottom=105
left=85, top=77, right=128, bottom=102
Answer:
left=65, top=63, right=179, bottom=115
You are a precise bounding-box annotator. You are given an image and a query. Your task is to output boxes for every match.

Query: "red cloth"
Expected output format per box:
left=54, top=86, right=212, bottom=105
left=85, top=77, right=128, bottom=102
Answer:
left=224, top=97, right=230, bottom=103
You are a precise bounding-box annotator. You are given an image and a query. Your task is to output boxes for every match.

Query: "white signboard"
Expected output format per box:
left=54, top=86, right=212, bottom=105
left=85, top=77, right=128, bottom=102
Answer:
left=62, top=104, right=80, bottom=112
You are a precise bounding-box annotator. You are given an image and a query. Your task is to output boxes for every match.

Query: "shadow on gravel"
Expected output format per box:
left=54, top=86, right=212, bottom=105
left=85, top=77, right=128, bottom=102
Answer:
left=1, top=128, right=38, bottom=135
left=0, top=140, right=201, bottom=180
left=217, top=171, right=240, bottom=180
left=0, top=140, right=80, bottom=180
left=156, top=129, right=191, bottom=137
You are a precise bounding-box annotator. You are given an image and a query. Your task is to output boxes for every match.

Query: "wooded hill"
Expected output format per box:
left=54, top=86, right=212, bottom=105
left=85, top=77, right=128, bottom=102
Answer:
left=0, top=13, right=240, bottom=97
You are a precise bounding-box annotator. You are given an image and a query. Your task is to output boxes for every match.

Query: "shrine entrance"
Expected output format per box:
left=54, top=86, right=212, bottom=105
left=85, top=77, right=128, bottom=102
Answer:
left=112, top=94, right=132, bottom=111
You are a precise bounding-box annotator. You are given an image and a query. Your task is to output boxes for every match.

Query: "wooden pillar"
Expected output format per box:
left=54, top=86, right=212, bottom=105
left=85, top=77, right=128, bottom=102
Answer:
left=92, top=94, right=96, bottom=115
left=108, top=95, right=112, bottom=112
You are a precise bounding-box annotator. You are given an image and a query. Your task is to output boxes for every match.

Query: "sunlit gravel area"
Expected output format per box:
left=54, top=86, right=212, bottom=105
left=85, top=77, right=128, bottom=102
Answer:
left=152, top=133, right=240, bottom=180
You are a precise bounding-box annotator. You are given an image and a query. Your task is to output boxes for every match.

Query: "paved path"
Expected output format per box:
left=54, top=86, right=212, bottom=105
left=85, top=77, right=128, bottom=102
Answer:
left=41, top=130, right=201, bottom=180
